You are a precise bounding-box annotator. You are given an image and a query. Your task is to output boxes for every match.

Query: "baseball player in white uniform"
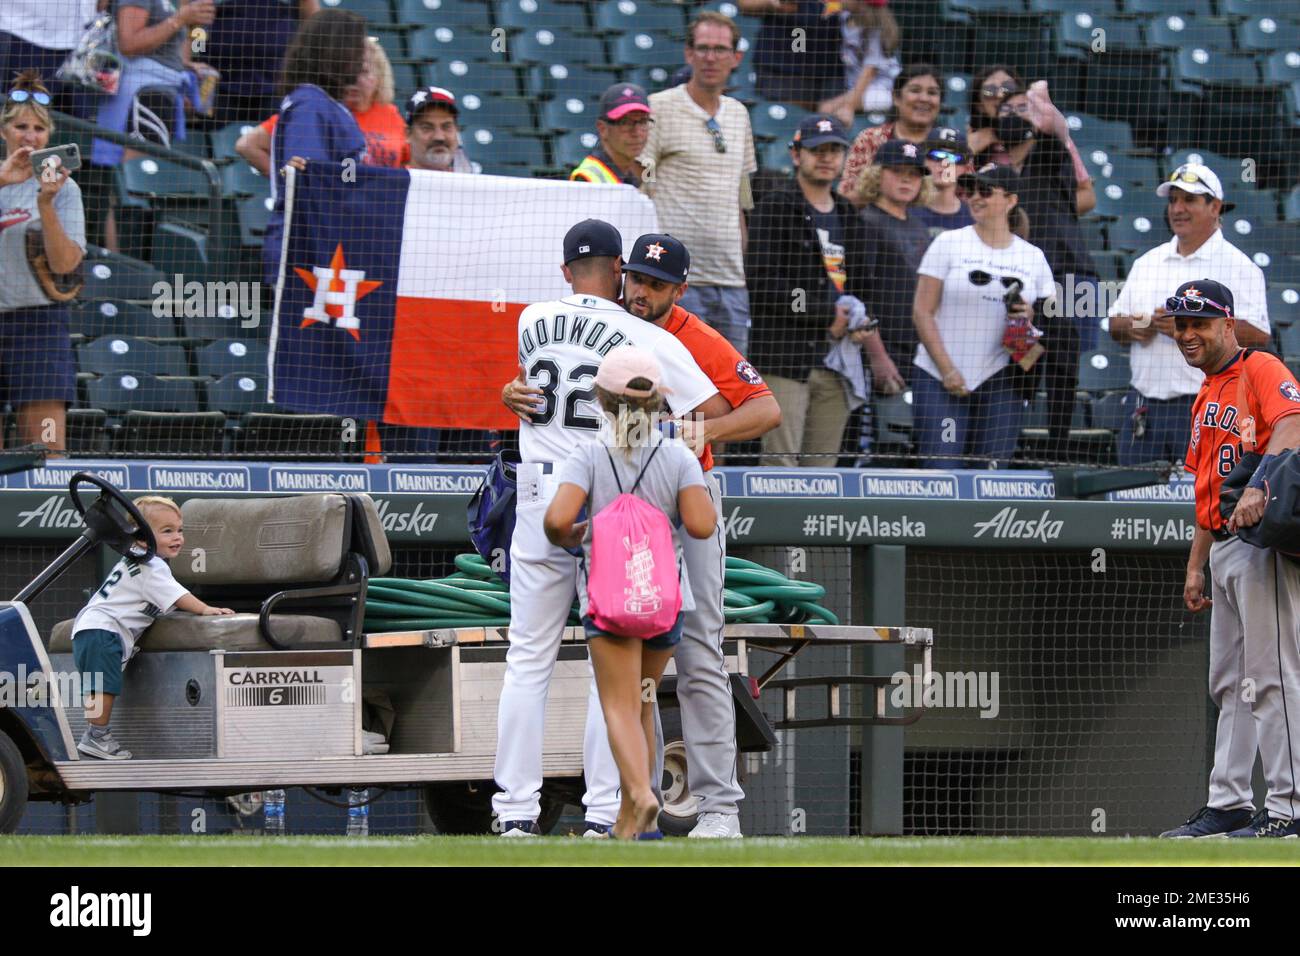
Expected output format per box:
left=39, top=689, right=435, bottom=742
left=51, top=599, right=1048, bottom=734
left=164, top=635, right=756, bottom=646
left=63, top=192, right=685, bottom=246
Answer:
left=493, top=219, right=719, bottom=835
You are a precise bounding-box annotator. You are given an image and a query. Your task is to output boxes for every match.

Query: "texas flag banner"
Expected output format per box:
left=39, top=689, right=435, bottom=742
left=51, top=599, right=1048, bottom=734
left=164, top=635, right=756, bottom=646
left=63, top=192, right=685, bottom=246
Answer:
left=269, top=164, right=659, bottom=429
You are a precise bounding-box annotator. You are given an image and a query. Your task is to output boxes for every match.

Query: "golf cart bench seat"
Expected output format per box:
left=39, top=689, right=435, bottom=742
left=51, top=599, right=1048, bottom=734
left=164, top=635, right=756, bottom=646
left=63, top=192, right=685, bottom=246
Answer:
left=48, top=492, right=391, bottom=654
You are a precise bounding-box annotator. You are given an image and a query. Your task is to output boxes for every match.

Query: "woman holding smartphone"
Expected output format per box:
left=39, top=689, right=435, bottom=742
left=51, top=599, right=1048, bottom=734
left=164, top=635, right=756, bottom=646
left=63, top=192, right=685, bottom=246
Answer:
left=0, top=71, right=83, bottom=453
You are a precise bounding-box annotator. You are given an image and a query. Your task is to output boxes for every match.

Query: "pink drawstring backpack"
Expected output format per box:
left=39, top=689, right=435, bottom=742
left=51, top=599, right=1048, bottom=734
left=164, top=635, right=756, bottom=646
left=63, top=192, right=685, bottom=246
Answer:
left=586, top=444, right=681, bottom=640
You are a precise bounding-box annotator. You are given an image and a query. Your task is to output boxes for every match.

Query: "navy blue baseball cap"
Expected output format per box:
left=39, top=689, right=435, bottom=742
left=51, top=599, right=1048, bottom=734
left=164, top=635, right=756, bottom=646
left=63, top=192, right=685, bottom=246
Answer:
left=874, top=137, right=930, bottom=172
left=623, top=233, right=690, bottom=284
left=1166, top=279, right=1234, bottom=319
left=957, top=162, right=1021, bottom=194
left=791, top=114, right=851, bottom=150
left=926, top=125, right=969, bottom=163
left=563, top=219, right=623, bottom=264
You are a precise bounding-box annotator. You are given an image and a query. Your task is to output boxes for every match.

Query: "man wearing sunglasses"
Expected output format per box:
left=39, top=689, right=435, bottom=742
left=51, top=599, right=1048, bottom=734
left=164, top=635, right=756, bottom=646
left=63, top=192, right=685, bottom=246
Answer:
left=1160, top=277, right=1300, bottom=839
left=1108, top=163, right=1270, bottom=468
left=638, top=12, right=757, bottom=356
left=569, top=84, right=651, bottom=187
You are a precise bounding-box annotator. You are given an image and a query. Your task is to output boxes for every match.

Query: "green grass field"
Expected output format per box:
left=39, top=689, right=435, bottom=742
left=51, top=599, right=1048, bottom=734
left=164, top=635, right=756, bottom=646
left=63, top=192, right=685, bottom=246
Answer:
left=2, top=835, right=1298, bottom=866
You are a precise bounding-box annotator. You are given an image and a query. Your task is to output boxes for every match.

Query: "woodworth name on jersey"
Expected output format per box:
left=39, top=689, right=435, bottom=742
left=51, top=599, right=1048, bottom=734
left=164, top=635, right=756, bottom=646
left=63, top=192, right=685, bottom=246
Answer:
left=517, top=297, right=640, bottom=366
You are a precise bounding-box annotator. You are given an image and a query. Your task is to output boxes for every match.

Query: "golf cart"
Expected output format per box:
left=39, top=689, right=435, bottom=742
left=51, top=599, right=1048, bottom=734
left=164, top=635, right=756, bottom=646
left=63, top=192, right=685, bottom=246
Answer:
left=0, top=474, right=933, bottom=835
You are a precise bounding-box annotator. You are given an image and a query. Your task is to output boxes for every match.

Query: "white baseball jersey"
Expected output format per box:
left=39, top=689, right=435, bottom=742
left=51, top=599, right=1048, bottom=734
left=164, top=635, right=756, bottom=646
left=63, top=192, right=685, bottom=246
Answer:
left=72, top=556, right=189, bottom=664
left=516, top=293, right=718, bottom=463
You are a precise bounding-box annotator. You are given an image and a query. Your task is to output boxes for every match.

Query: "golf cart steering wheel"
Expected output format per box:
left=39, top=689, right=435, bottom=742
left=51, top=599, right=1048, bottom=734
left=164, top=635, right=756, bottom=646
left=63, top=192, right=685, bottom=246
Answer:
left=68, top=473, right=156, bottom=562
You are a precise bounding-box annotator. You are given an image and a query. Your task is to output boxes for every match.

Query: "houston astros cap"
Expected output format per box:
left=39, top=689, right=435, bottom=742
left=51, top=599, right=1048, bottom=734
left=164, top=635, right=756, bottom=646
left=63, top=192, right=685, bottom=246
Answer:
left=596, top=345, right=667, bottom=398
left=623, top=233, right=690, bottom=284
left=1166, top=279, right=1235, bottom=319
left=958, top=162, right=1021, bottom=194
left=598, top=83, right=650, bottom=122
left=874, top=137, right=930, bottom=172
left=406, top=86, right=458, bottom=121
left=1156, top=162, right=1236, bottom=213
left=563, top=218, right=623, bottom=264
left=791, top=114, right=851, bottom=150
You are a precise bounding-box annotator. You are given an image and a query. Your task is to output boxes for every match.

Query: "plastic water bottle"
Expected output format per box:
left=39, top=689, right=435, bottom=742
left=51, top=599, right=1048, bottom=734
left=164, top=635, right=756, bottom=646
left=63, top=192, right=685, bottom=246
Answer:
left=263, top=789, right=286, bottom=835
left=347, top=788, right=369, bottom=836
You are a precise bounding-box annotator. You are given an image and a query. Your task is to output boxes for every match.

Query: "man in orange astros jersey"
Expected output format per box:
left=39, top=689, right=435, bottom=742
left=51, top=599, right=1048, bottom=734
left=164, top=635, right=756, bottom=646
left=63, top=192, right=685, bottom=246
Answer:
left=1160, top=278, right=1300, bottom=839
left=504, top=233, right=781, bottom=838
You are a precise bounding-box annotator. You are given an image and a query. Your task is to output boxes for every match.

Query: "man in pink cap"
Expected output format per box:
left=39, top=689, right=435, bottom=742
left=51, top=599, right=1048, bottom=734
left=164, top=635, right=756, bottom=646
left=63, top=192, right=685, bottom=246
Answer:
left=569, top=83, right=651, bottom=187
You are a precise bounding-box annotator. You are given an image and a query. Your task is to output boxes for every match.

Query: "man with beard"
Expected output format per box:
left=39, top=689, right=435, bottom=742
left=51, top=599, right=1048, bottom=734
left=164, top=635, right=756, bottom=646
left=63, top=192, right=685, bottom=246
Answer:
left=405, top=86, right=476, bottom=173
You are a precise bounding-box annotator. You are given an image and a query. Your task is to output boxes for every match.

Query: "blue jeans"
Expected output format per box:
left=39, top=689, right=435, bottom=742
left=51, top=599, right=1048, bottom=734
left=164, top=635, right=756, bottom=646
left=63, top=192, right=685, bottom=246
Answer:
left=1116, top=391, right=1193, bottom=466
left=677, top=285, right=750, bottom=357
left=912, top=365, right=1025, bottom=469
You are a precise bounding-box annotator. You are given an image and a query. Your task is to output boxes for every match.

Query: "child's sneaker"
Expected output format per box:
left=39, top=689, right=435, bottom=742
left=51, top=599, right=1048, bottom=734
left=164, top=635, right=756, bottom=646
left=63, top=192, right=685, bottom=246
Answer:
left=78, top=727, right=132, bottom=760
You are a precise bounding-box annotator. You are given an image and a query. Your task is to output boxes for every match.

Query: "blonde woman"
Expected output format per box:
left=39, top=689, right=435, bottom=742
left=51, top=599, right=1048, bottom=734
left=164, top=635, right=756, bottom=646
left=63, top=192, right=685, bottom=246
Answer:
left=236, top=36, right=408, bottom=176
left=0, top=71, right=83, bottom=452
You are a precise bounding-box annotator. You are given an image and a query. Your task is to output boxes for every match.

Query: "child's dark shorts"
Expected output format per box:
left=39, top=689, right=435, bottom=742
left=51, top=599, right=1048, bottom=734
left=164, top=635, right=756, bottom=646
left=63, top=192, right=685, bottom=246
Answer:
left=582, top=612, right=684, bottom=650
left=71, top=628, right=125, bottom=697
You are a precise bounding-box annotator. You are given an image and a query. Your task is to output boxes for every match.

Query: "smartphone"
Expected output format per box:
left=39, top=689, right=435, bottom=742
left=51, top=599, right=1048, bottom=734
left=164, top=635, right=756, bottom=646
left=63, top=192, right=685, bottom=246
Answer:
left=29, top=143, right=82, bottom=177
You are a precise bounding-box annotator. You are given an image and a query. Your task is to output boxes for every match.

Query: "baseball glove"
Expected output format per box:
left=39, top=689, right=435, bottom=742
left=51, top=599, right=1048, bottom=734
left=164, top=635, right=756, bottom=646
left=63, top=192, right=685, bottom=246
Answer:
left=24, top=223, right=83, bottom=303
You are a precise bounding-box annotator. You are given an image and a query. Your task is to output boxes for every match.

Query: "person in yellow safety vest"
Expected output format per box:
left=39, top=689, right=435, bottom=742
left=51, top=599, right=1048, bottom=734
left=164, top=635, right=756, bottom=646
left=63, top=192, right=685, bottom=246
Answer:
left=569, top=83, right=651, bottom=187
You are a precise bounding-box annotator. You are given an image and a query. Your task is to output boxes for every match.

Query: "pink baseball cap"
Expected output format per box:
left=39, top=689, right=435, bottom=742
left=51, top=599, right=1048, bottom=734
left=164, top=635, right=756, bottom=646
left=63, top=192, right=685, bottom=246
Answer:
left=596, top=346, right=668, bottom=398
left=599, top=83, right=651, bottom=122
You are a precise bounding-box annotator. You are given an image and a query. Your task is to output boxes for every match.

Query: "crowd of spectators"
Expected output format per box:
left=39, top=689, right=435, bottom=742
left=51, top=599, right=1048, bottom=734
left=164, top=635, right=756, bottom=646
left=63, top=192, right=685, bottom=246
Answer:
left=0, top=1, right=1276, bottom=469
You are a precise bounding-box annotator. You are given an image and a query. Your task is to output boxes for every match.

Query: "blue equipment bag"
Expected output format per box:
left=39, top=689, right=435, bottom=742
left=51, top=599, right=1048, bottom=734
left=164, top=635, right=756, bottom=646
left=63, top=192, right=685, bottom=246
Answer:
left=467, top=450, right=520, bottom=582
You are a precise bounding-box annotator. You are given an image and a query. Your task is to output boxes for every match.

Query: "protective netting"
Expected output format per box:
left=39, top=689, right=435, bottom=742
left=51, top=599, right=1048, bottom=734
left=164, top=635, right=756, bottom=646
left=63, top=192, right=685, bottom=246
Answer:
left=0, top=0, right=1294, bottom=466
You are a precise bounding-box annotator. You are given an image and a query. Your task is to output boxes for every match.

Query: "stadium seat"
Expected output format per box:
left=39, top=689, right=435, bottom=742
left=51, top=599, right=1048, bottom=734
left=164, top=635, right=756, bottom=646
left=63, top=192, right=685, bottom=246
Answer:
left=207, top=373, right=275, bottom=417
left=612, top=31, right=675, bottom=68
left=526, top=63, right=607, bottom=99
left=1088, top=179, right=1150, bottom=219
left=121, top=157, right=213, bottom=202
left=235, top=195, right=273, bottom=248
left=1065, top=113, right=1134, bottom=151
left=390, top=63, right=420, bottom=100
left=1219, top=0, right=1300, bottom=18
left=540, top=96, right=598, bottom=132
left=1078, top=351, right=1131, bottom=392
left=1145, top=15, right=1233, bottom=51
left=494, top=0, right=590, bottom=33
left=1173, top=49, right=1260, bottom=89
left=320, top=0, right=397, bottom=25
left=1268, top=284, right=1300, bottom=327
left=400, top=0, right=492, bottom=30
left=175, top=299, right=268, bottom=342
left=195, top=340, right=270, bottom=379
left=1055, top=12, right=1143, bottom=52
left=1118, top=0, right=1211, bottom=13
left=1285, top=185, right=1300, bottom=221
left=80, top=248, right=168, bottom=302
left=462, top=128, right=548, bottom=170
left=944, top=0, right=1027, bottom=13
left=220, top=160, right=269, bottom=199
left=150, top=220, right=234, bottom=286
left=409, top=25, right=494, bottom=61
left=236, top=413, right=354, bottom=460
left=1261, top=50, right=1300, bottom=86
left=592, top=0, right=685, bottom=35
left=457, top=91, right=534, bottom=131
left=873, top=391, right=914, bottom=454
left=118, top=408, right=227, bottom=456
left=761, top=140, right=794, bottom=176
left=1222, top=190, right=1281, bottom=237
left=211, top=122, right=258, bottom=163
left=1090, top=389, right=1132, bottom=432
left=1249, top=251, right=1300, bottom=286
left=1081, top=149, right=1162, bottom=188
left=750, top=102, right=813, bottom=142
left=724, top=68, right=759, bottom=105
left=83, top=371, right=200, bottom=414
left=1277, top=323, right=1300, bottom=361
left=1164, top=147, right=1239, bottom=179
left=1238, top=16, right=1294, bottom=52
left=1033, top=0, right=1119, bottom=13
left=78, top=336, right=189, bottom=377
left=510, top=28, right=606, bottom=66
left=1077, top=217, right=1108, bottom=251
left=1107, top=210, right=1169, bottom=252
left=552, top=130, right=601, bottom=169
left=68, top=300, right=179, bottom=340
left=941, top=74, right=971, bottom=115
left=625, top=65, right=675, bottom=94
left=426, top=60, right=520, bottom=97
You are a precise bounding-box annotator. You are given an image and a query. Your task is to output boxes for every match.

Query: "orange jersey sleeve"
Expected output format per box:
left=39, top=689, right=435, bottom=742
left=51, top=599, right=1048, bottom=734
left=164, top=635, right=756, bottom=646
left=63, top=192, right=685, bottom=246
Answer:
left=1242, top=349, right=1300, bottom=434
left=666, top=305, right=772, bottom=472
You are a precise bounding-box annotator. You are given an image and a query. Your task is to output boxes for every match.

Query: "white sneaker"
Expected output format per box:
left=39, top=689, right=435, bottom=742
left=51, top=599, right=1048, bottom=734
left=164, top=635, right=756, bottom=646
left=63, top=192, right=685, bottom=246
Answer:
left=689, top=812, right=742, bottom=839
left=78, top=728, right=132, bottom=761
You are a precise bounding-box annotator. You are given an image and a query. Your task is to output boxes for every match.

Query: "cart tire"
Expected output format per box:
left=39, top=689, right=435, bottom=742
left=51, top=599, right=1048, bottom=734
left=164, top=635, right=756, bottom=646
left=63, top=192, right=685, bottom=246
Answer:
left=658, top=708, right=699, bottom=837
left=0, top=730, right=29, bottom=834
left=423, top=779, right=565, bottom=835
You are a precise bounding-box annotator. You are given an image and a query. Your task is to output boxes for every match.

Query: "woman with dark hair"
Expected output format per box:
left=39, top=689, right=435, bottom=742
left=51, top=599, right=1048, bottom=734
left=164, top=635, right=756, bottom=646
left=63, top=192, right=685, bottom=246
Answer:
left=966, top=65, right=1100, bottom=461
left=838, top=63, right=942, bottom=205
left=0, top=71, right=83, bottom=452
left=262, top=7, right=368, bottom=288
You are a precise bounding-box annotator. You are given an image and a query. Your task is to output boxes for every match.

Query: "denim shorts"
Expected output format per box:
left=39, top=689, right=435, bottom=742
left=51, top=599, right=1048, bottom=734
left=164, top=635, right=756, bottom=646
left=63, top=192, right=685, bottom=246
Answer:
left=71, top=628, right=125, bottom=697
left=0, top=305, right=77, bottom=405
left=583, top=612, right=684, bottom=650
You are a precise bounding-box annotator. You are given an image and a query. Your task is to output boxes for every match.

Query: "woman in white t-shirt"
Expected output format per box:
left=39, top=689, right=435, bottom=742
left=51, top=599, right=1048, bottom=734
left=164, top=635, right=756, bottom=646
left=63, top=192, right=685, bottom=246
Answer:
left=910, top=163, right=1055, bottom=468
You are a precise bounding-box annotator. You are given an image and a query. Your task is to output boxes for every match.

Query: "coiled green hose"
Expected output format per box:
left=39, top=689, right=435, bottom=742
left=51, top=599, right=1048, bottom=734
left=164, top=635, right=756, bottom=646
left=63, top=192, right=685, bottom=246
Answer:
left=363, top=554, right=839, bottom=632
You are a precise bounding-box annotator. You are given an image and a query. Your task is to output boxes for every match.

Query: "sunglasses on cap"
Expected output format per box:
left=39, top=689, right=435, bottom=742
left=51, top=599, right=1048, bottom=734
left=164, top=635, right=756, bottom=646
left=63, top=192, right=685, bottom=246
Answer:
left=6, top=89, right=51, bottom=106
left=969, top=271, right=1020, bottom=288
left=705, top=117, right=726, bottom=154
left=980, top=83, right=1018, bottom=99
left=928, top=148, right=966, bottom=165
left=1167, top=168, right=1208, bottom=186
left=1166, top=293, right=1231, bottom=316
